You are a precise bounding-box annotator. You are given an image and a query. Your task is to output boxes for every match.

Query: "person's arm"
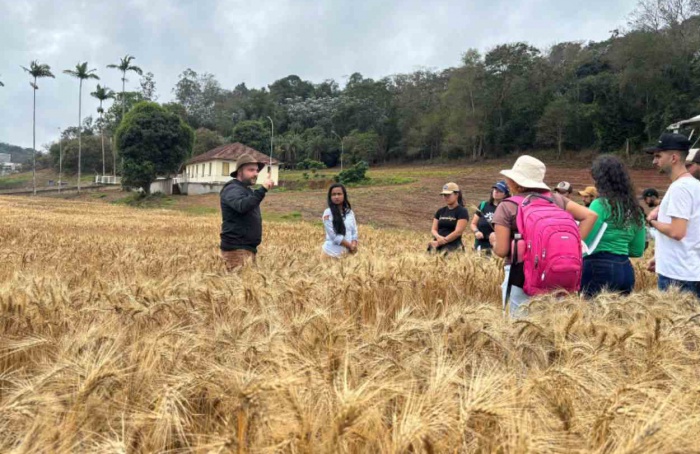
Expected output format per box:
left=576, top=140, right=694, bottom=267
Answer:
left=470, top=213, right=481, bottom=237
left=648, top=185, right=691, bottom=241
left=650, top=217, right=688, bottom=241
left=489, top=204, right=512, bottom=258
left=583, top=199, right=606, bottom=248
left=440, top=219, right=468, bottom=245
left=349, top=212, right=359, bottom=242
left=222, top=185, right=267, bottom=214
left=431, top=218, right=441, bottom=240
left=491, top=224, right=511, bottom=258
left=629, top=222, right=647, bottom=258
left=349, top=212, right=359, bottom=252
left=565, top=200, right=598, bottom=240
left=323, top=211, right=353, bottom=249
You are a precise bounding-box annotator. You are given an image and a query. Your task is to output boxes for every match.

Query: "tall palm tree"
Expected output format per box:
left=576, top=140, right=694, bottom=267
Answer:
left=90, top=84, right=115, bottom=176
left=21, top=61, right=55, bottom=195
left=107, top=55, right=143, bottom=119
left=64, top=62, right=99, bottom=194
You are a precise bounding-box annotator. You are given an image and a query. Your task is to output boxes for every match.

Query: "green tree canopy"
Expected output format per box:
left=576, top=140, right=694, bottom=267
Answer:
left=193, top=127, right=224, bottom=156
left=115, top=102, right=194, bottom=192
left=231, top=120, right=270, bottom=153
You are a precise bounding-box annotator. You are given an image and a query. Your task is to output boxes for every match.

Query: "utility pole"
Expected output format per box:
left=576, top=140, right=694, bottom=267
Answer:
left=266, top=116, right=274, bottom=176
left=331, top=130, right=344, bottom=172
left=58, top=127, right=63, bottom=193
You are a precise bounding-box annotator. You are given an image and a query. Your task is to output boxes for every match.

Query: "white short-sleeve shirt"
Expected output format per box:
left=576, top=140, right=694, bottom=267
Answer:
left=655, top=176, right=700, bottom=281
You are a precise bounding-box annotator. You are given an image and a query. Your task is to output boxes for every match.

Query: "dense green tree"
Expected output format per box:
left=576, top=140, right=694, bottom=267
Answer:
left=115, top=102, right=194, bottom=193
left=173, top=68, right=222, bottom=128
left=268, top=75, right=315, bottom=104
left=139, top=71, right=157, bottom=101
left=537, top=96, right=575, bottom=156
left=49, top=135, right=114, bottom=174
left=231, top=120, right=270, bottom=153
left=193, top=127, right=224, bottom=156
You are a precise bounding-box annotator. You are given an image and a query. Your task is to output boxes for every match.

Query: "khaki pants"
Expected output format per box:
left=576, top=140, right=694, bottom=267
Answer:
left=221, top=249, right=256, bottom=272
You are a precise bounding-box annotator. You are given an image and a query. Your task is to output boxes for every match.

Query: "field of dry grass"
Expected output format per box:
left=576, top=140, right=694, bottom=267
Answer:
left=2, top=195, right=700, bottom=453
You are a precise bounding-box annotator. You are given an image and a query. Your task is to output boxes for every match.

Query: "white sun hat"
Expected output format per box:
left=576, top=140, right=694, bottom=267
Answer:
left=499, top=155, right=549, bottom=191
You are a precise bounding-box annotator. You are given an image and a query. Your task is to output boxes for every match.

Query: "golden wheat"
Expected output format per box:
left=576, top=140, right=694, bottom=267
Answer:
left=1, top=195, right=699, bottom=453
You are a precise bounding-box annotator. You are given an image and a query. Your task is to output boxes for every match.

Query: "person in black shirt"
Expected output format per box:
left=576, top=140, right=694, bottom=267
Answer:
left=220, top=154, right=274, bottom=271
left=470, top=180, right=509, bottom=254
left=428, top=182, right=469, bottom=254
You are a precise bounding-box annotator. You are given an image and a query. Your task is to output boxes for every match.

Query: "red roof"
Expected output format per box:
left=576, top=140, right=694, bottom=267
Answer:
left=185, top=143, right=279, bottom=165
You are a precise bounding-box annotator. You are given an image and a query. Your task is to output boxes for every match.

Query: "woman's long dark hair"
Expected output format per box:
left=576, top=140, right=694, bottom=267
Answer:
left=327, top=183, right=352, bottom=235
left=591, top=155, right=645, bottom=228
left=456, top=191, right=464, bottom=207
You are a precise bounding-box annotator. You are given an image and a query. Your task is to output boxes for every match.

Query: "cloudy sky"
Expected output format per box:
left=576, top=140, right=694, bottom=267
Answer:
left=1, top=0, right=638, bottom=150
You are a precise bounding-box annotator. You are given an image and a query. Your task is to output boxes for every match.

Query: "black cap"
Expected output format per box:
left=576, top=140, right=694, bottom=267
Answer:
left=644, top=133, right=691, bottom=154
left=642, top=188, right=659, bottom=198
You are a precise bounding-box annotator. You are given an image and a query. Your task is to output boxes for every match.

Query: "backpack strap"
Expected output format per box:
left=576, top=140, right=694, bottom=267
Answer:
left=478, top=201, right=487, bottom=213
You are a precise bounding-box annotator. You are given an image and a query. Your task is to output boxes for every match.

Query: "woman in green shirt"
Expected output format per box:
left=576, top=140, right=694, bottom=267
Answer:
left=581, top=155, right=647, bottom=297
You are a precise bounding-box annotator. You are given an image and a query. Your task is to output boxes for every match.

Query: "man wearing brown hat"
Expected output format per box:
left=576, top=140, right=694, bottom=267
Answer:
left=220, top=154, right=274, bottom=271
left=578, top=186, right=598, bottom=207
left=686, top=148, right=700, bottom=180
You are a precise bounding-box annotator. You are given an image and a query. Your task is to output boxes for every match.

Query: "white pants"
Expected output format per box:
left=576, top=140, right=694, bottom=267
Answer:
left=502, top=265, right=530, bottom=317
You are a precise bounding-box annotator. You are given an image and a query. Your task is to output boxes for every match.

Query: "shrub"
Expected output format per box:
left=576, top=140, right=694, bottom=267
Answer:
left=296, top=158, right=326, bottom=170
left=335, top=160, right=369, bottom=184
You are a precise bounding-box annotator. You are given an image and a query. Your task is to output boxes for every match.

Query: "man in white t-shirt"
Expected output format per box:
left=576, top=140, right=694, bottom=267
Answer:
left=646, top=133, right=700, bottom=298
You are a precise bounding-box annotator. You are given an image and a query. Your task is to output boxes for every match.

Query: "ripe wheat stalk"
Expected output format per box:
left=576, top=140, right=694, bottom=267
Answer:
left=1, top=195, right=699, bottom=453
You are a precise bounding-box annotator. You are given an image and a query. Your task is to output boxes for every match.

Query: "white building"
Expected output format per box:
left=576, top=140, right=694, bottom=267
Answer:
left=0, top=162, right=22, bottom=177
left=172, top=143, right=280, bottom=195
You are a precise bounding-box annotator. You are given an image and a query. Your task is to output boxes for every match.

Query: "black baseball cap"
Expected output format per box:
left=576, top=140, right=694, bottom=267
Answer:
left=642, top=188, right=659, bottom=198
left=644, top=133, right=691, bottom=154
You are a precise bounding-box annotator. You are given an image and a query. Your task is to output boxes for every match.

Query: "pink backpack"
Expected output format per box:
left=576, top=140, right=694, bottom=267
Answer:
left=506, top=193, right=582, bottom=297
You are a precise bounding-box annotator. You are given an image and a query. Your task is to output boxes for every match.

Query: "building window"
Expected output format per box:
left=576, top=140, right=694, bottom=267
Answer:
left=208, top=162, right=212, bottom=176
left=222, top=162, right=229, bottom=176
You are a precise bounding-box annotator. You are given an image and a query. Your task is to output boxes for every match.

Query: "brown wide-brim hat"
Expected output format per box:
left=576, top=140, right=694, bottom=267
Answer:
left=231, top=153, right=266, bottom=177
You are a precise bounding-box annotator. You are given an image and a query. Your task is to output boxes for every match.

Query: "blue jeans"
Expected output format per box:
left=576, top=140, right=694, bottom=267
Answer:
left=658, top=274, right=700, bottom=298
left=581, top=252, right=635, bottom=298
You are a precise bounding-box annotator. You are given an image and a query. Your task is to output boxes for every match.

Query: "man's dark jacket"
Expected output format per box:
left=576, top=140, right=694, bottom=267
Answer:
left=220, top=179, right=267, bottom=253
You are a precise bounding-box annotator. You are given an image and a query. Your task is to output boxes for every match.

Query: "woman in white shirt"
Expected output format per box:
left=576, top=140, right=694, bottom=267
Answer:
left=322, top=183, right=358, bottom=258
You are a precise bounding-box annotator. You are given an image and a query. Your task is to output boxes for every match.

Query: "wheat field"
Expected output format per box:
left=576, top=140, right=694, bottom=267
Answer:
left=1, top=196, right=700, bottom=453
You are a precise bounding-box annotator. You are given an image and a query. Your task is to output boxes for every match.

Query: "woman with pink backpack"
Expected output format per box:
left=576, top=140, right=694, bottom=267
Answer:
left=489, top=156, right=598, bottom=317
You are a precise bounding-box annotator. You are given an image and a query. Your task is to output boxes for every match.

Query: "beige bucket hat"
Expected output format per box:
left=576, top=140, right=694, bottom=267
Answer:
left=499, top=155, right=549, bottom=191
